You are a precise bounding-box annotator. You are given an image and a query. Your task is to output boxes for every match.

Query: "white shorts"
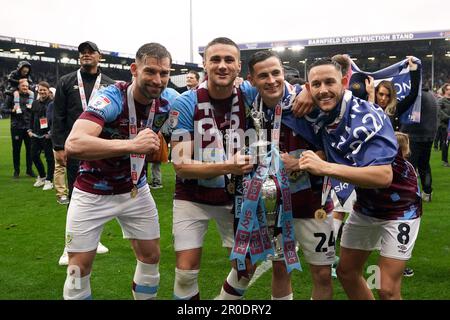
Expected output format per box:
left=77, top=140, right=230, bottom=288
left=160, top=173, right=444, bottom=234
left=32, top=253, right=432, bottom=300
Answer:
left=293, top=214, right=336, bottom=265
left=66, top=185, right=159, bottom=252
left=172, top=199, right=234, bottom=251
left=331, top=189, right=356, bottom=213
left=340, top=211, right=421, bottom=260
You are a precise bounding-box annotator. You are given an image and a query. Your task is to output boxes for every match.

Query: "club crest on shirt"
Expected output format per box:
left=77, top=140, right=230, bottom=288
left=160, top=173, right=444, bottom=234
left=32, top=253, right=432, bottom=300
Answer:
left=169, top=110, right=179, bottom=129
left=91, top=96, right=111, bottom=109
left=153, top=114, right=167, bottom=129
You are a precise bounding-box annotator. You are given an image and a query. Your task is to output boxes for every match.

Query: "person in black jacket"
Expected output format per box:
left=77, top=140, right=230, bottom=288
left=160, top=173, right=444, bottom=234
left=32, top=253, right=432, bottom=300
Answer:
left=175, top=70, right=200, bottom=93
left=401, top=88, right=438, bottom=202
left=437, top=83, right=450, bottom=166
left=27, top=81, right=55, bottom=190
left=52, top=41, right=114, bottom=265
left=52, top=41, right=115, bottom=198
left=5, top=79, right=36, bottom=178
left=366, top=56, right=420, bottom=131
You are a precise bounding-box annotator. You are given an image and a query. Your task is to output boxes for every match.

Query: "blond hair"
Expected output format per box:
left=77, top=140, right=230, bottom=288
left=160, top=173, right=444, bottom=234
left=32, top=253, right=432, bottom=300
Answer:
left=395, top=132, right=410, bottom=158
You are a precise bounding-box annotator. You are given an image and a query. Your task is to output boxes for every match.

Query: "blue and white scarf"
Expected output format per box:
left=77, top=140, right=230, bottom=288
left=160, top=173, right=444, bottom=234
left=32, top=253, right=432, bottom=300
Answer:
left=350, top=57, right=422, bottom=125
left=317, top=90, right=398, bottom=167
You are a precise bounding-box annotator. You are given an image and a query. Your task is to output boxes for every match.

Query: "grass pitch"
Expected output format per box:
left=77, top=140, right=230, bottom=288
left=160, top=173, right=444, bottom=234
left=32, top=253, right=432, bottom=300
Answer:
left=0, top=118, right=449, bottom=300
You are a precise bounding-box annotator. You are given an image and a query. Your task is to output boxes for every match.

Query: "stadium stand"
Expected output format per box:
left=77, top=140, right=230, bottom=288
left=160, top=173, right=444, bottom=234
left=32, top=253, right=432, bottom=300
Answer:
left=199, top=29, right=450, bottom=91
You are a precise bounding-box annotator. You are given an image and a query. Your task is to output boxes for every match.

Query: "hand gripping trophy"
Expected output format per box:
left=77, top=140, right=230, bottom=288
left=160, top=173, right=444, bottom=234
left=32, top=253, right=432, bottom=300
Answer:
left=230, top=99, right=301, bottom=274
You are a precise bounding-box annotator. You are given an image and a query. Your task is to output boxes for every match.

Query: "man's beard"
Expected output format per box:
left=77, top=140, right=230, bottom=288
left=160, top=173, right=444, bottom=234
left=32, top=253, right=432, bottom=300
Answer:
left=81, top=61, right=96, bottom=70
left=139, top=83, right=162, bottom=100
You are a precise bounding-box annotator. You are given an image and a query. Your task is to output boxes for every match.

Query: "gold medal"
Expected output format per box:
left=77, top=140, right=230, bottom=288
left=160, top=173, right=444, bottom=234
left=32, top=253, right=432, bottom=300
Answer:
left=130, top=185, right=138, bottom=198
left=314, top=208, right=327, bottom=221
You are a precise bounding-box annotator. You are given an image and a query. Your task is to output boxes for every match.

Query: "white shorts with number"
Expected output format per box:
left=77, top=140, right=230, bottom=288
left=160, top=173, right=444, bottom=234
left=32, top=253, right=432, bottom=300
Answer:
left=340, top=211, right=421, bottom=260
left=293, top=214, right=336, bottom=265
left=172, top=199, right=234, bottom=251
left=66, top=185, right=159, bottom=252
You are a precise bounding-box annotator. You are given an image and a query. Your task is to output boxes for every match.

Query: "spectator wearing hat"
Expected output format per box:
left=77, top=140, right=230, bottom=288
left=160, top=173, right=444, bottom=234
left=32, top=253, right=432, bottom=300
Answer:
left=52, top=41, right=114, bottom=265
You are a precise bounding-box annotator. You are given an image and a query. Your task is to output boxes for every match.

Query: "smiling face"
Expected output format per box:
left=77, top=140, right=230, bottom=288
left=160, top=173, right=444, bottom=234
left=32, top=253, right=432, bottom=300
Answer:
left=131, top=56, right=171, bottom=102
left=204, top=43, right=241, bottom=89
left=249, top=56, right=284, bottom=107
left=306, top=64, right=347, bottom=112
left=18, top=80, right=29, bottom=94
left=79, top=48, right=101, bottom=69
left=38, top=86, right=50, bottom=101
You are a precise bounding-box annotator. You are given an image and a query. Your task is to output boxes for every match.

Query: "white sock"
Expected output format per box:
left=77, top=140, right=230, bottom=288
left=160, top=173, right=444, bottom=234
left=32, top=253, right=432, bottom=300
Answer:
left=217, top=268, right=251, bottom=300
left=333, top=218, right=343, bottom=241
left=272, top=293, right=293, bottom=300
left=63, top=272, right=92, bottom=300
left=174, top=268, right=199, bottom=300
left=132, top=260, right=159, bottom=300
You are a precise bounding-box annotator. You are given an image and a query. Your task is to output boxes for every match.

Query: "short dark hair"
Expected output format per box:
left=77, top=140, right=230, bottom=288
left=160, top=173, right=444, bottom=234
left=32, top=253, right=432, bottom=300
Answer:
left=136, top=43, right=172, bottom=65
left=248, top=50, right=281, bottom=75
left=204, top=37, right=240, bottom=60
left=38, top=81, right=50, bottom=89
left=188, top=70, right=200, bottom=81
left=308, top=57, right=342, bottom=74
left=332, top=54, right=350, bottom=76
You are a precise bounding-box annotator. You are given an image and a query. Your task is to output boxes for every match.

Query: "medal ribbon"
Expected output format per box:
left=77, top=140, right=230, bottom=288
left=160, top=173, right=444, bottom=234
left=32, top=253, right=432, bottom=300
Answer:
left=321, top=176, right=332, bottom=208
left=77, top=69, right=102, bottom=111
left=270, top=148, right=301, bottom=273
left=127, top=84, right=156, bottom=186
left=230, top=154, right=272, bottom=268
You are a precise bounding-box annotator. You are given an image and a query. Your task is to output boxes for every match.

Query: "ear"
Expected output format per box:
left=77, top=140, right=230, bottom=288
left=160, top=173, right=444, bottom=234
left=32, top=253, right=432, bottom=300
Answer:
left=130, top=62, right=138, bottom=78
left=248, top=73, right=255, bottom=86
left=342, top=75, right=349, bottom=88
left=305, top=82, right=311, bottom=93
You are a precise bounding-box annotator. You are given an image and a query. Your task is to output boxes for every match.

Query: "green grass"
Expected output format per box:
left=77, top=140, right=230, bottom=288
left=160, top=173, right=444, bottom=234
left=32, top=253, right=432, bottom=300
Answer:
left=0, top=118, right=449, bottom=300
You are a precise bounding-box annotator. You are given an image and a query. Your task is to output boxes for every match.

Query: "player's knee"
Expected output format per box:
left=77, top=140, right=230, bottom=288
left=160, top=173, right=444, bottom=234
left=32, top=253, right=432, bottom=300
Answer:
left=67, top=258, right=93, bottom=277
left=136, top=249, right=160, bottom=265
left=378, top=285, right=398, bottom=300
left=336, top=264, right=354, bottom=282
left=313, top=267, right=332, bottom=287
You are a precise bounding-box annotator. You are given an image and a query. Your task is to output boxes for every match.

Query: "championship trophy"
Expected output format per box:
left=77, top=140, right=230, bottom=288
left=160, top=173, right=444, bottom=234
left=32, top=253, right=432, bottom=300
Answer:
left=251, top=107, right=283, bottom=260
left=260, top=177, right=283, bottom=260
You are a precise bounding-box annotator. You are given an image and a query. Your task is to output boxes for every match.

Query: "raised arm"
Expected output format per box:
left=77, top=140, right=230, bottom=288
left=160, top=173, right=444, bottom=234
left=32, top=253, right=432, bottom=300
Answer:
left=396, top=57, right=420, bottom=116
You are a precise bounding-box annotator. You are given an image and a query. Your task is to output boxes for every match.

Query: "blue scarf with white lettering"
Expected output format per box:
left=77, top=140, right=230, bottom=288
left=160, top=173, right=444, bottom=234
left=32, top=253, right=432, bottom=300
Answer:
left=350, top=57, right=422, bottom=125
left=315, top=90, right=398, bottom=167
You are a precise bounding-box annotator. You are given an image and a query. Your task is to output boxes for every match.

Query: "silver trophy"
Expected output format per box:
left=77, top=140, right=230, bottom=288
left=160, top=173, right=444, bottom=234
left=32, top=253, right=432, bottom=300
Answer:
left=260, top=177, right=283, bottom=260
left=250, top=109, right=270, bottom=165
